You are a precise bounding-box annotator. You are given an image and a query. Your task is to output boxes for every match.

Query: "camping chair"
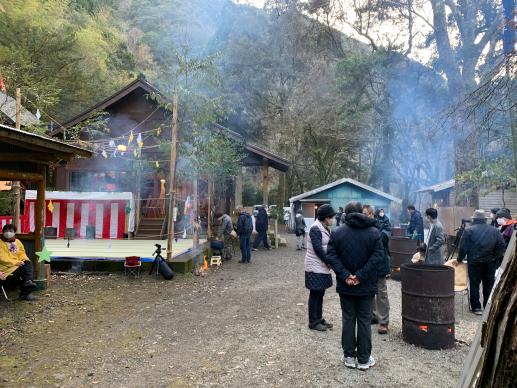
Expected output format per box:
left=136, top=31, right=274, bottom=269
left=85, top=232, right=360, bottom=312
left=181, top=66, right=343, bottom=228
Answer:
left=445, top=259, right=469, bottom=318
left=1, top=281, right=11, bottom=301
left=124, top=256, right=142, bottom=278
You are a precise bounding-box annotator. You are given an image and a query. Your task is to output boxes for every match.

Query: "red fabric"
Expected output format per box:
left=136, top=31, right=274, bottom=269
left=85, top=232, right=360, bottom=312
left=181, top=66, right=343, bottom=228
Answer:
left=125, top=256, right=140, bottom=266
left=59, top=201, right=67, bottom=238
left=45, top=203, right=52, bottom=227
left=21, top=198, right=129, bottom=239
left=102, top=203, right=111, bottom=239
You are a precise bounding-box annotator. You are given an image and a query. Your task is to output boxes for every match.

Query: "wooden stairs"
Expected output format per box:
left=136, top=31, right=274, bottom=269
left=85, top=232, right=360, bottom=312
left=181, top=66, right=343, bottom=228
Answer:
left=135, top=217, right=166, bottom=239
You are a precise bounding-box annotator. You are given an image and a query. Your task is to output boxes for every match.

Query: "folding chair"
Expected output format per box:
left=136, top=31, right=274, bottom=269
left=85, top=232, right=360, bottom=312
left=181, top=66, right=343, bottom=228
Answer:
left=124, top=256, right=142, bottom=278
left=1, top=283, right=10, bottom=301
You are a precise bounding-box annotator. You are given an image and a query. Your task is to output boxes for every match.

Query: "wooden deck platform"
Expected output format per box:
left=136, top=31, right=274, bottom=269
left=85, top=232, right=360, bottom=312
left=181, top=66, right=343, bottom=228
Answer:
left=45, top=239, right=203, bottom=262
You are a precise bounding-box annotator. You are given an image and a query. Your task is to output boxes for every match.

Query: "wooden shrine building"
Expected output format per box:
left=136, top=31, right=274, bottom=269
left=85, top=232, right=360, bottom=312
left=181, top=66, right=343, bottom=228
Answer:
left=50, top=76, right=289, bottom=238
left=0, top=124, right=92, bottom=276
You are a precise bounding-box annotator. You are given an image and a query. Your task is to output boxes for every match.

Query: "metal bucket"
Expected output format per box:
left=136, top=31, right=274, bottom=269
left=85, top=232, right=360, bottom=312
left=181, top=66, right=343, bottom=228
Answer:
left=389, top=237, right=417, bottom=280
left=401, top=264, right=455, bottom=349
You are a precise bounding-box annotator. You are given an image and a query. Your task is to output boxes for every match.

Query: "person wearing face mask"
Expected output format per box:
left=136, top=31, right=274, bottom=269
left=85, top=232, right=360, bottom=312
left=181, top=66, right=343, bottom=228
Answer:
left=424, top=208, right=445, bottom=265
left=452, top=210, right=505, bottom=315
left=0, top=224, right=37, bottom=301
left=496, top=208, right=516, bottom=249
left=305, top=204, right=336, bottom=331
left=490, top=208, right=500, bottom=228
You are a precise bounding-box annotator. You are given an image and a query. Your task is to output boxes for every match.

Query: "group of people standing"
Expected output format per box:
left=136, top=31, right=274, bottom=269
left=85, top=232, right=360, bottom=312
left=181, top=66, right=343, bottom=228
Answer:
left=302, top=202, right=391, bottom=370
left=406, top=204, right=510, bottom=316
left=300, top=201, right=514, bottom=370
left=215, top=205, right=271, bottom=264
left=453, top=207, right=511, bottom=315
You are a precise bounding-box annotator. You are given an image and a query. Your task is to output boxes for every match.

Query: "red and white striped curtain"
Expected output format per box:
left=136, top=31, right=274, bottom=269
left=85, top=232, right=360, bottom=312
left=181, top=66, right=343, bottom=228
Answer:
left=23, top=200, right=127, bottom=239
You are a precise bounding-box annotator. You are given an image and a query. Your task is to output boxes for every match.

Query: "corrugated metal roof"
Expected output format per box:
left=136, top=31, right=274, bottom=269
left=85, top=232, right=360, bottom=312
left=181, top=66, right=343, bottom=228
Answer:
left=0, top=91, right=39, bottom=127
left=416, top=179, right=455, bottom=193
left=289, top=178, right=402, bottom=204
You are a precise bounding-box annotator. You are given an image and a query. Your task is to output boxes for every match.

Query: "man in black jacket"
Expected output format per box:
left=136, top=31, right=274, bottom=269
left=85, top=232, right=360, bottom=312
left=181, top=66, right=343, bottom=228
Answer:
left=335, top=207, right=344, bottom=227
left=252, top=206, right=270, bottom=251
left=454, top=209, right=505, bottom=315
left=236, top=206, right=253, bottom=263
left=326, top=202, right=384, bottom=371
left=407, top=205, right=424, bottom=244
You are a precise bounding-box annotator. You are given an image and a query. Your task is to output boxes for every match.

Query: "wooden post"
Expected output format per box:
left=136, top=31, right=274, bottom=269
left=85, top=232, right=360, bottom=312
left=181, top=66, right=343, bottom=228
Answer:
left=12, top=181, right=21, bottom=233
left=193, top=178, right=199, bottom=249
left=15, top=88, right=21, bottom=130
left=207, top=179, right=212, bottom=238
left=234, top=168, right=243, bottom=207
left=274, top=218, right=278, bottom=249
left=44, top=264, right=51, bottom=288
left=14, top=88, right=21, bottom=232
left=134, top=162, right=141, bottom=240
left=262, top=158, right=269, bottom=206
left=167, top=94, right=178, bottom=260
left=34, top=165, right=46, bottom=279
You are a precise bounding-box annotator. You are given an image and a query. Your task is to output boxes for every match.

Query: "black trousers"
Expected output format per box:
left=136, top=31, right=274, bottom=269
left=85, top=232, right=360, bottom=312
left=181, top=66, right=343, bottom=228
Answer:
left=308, top=289, right=325, bottom=327
left=10, top=260, right=35, bottom=296
left=253, top=231, right=270, bottom=249
left=340, top=294, right=374, bottom=364
left=468, top=260, right=496, bottom=310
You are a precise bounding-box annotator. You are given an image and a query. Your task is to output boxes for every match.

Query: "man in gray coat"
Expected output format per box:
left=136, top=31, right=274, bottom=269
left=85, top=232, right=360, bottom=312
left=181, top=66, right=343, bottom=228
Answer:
left=425, top=208, right=445, bottom=265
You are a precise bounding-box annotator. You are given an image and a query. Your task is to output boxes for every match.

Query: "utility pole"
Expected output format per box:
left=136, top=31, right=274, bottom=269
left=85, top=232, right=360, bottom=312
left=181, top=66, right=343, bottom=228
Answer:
left=14, top=88, right=21, bottom=232
left=167, top=94, right=178, bottom=260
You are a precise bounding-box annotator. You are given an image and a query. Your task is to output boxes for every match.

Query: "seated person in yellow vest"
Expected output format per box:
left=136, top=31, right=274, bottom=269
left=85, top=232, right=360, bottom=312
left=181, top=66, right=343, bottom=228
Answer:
left=0, top=224, right=37, bottom=301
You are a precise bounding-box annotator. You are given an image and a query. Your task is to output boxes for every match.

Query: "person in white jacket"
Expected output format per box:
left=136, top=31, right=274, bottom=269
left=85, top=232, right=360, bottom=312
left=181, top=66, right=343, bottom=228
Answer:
left=305, top=204, right=336, bottom=331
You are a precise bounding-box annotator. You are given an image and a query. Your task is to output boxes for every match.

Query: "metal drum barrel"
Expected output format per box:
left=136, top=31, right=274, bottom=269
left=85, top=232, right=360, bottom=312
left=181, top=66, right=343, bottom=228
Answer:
left=401, top=264, right=455, bottom=349
left=391, top=227, right=407, bottom=238
left=389, top=237, right=417, bottom=280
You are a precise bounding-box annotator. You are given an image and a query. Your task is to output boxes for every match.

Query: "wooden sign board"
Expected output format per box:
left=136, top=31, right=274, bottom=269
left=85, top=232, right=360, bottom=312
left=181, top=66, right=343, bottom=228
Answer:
left=438, top=207, right=475, bottom=236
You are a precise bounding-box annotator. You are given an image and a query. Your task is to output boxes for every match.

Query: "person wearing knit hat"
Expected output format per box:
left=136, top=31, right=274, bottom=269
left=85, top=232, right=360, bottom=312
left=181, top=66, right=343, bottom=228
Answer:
left=454, top=209, right=506, bottom=315
left=496, top=208, right=517, bottom=250
left=304, top=204, right=336, bottom=331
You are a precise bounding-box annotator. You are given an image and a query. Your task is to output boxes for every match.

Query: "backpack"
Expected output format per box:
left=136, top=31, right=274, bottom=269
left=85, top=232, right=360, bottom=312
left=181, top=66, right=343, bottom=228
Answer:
left=244, top=214, right=254, bottom=234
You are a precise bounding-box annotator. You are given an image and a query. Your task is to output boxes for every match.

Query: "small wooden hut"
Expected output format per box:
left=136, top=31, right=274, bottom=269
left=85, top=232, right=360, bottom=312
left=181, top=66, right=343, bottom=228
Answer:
left=0, top=124, right=92, bottom=276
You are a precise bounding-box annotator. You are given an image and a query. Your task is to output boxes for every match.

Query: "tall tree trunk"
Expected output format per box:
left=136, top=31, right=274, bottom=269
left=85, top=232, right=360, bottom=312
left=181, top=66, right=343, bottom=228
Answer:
left=431, top=0, right=479, bottom=206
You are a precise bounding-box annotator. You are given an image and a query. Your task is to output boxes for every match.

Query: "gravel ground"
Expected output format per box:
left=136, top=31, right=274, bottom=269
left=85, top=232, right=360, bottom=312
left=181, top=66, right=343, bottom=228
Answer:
left=0, top=234, right=481, bottom=387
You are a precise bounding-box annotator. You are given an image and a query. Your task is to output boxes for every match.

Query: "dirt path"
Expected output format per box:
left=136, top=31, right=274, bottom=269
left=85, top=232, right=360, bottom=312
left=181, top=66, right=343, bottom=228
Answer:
left=0, top=235, right=479, bottom=387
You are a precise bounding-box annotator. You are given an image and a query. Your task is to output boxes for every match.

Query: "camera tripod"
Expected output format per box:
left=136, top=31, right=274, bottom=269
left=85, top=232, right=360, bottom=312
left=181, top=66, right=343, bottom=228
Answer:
left=149, top=243, right=164, bottom=277
left=445, top=219, right=470, bottom=262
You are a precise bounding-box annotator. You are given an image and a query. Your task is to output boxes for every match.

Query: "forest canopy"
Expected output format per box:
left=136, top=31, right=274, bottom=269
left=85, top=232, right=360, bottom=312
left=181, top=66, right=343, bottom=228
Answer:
left=0, top=0, right=514, bottom=207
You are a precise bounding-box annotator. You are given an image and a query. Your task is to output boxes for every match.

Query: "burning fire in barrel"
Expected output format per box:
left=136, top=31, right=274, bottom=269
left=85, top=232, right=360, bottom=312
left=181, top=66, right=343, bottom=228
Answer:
left=401, top=264, right=455, bottom=350
left=388, top=235, right=417, bottom=280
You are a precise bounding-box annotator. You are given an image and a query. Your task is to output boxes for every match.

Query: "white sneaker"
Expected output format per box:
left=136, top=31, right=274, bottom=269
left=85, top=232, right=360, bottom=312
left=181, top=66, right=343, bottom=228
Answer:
left=357, top=356, right=376, bottom=370
left=342, top=355, right=357, bottom=369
